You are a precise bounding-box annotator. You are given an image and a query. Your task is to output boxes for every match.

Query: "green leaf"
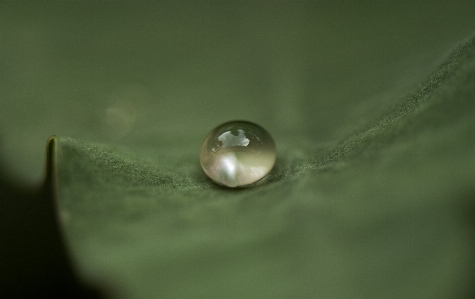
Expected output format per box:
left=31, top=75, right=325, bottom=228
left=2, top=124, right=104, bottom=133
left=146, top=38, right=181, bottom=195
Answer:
left=49, top=36, right=475, bottom=298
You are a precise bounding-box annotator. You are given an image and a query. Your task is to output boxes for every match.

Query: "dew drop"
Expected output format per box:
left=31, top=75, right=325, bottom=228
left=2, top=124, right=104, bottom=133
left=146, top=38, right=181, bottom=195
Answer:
left=200, top=121, right=276, bottom=187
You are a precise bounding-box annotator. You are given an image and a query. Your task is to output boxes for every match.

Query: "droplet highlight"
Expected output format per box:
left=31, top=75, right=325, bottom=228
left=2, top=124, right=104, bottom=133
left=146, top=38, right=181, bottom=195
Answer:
left=200, top=121, right=276, bottom=187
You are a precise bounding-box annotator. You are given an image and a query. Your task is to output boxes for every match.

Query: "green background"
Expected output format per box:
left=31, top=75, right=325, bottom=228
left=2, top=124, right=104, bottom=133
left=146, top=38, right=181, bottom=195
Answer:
left=1, top=2, right=475, bottom=298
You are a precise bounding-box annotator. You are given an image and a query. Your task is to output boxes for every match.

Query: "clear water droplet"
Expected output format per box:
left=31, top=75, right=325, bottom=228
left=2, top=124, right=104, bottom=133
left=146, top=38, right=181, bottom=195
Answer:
left=200, top=121, right=276, bottom=187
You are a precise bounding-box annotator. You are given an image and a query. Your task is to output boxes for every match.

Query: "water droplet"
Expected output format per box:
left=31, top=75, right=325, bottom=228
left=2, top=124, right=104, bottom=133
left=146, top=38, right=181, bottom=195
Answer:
left=200, top=121, right=276, bottom=187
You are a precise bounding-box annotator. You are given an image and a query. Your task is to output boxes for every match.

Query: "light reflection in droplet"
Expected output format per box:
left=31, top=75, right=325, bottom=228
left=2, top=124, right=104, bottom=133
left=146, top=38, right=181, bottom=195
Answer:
left=200, top=121, right=276, bottom=187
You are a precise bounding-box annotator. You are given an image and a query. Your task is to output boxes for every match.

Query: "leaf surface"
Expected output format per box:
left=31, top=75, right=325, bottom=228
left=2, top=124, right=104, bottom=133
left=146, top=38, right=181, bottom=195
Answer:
left=50, top=36, right=475, bottom=299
